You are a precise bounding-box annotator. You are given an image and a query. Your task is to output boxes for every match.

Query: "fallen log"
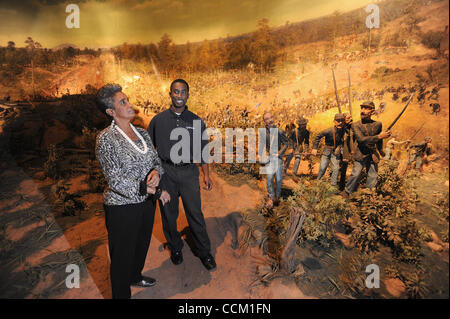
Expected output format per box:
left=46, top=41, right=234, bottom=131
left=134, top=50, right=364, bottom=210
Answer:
left=280, top=206, right=306, bottom=274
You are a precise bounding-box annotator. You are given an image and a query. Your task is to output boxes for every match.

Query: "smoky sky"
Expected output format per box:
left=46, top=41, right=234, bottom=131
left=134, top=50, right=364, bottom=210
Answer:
left=0, top=0, right=373, bottom=48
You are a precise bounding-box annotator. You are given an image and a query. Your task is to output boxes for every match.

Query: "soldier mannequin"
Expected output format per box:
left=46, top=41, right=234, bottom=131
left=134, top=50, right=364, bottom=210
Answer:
left=408, top=137, right=432, bottom=170
left=285, top=116, right=310, bottom=176
left=341, top=101, right=391, bottom=197
left=383, top=134, right=410, bottom=161
left=311, top=113, right=346, bottom=186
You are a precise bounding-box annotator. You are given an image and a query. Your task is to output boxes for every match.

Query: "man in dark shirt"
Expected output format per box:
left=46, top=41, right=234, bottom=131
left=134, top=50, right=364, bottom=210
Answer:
left=259, top=112, right=288, bottom=207
left=311, top=113, right=346, bottom=186
left=341, top=101, right=391, bottom=197
left=285, top=116, right=310, bottom=176
left=283, top=122, right=297, bottom=175
left=147, top=79, right=216, bottom=271
left=339, top=113, right=354, bottom=191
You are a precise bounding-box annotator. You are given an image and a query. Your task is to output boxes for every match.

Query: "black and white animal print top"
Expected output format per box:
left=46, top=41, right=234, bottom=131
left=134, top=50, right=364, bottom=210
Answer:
left=95, top=123, right=164, bottom=206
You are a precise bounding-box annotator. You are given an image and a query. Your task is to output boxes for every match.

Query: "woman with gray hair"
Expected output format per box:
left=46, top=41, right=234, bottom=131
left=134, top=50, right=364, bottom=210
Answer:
left=95, top=83, right=170, bottom=299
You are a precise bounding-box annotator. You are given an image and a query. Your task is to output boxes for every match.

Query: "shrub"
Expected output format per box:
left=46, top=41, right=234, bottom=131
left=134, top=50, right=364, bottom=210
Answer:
left=80, top=126, right=99, bottom=159
left=350, top=162, right=424, bottom=264
left=420, top=31, right=443, bottom=50
left=285, top=180, right=352, bottom=247
left=51, top=181, right=86, bottom=216
left=87, top=160, right=107, bottom=193
left=371, top=67, right=395, bottom=78
left=43, top=144, right=62, bottom=179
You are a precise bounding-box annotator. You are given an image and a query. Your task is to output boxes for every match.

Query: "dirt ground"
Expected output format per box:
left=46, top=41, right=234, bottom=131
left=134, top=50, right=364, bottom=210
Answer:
left=1, top=128, right=447, bottom=299
left=0, top=150, right=314, bottom=299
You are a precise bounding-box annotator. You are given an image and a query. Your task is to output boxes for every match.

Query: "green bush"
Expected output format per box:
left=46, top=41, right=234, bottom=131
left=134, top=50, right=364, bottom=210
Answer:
left=350, top=162, right=424, bottom=264
left=371, top=66, right=395, bottom=78
left=285, top=180, right=351, bottom=247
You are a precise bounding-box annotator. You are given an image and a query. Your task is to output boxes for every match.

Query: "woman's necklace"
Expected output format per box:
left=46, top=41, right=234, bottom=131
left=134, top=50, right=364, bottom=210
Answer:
left=112, top=120, right=148, bottom=154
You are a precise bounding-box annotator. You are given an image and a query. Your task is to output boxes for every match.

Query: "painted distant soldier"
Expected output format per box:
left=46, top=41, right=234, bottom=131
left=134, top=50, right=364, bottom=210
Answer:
left=430, top=103, right=440, bottom=115
left=341, top=101, right=391, bottom=197
left=311, top=113, right=346, bottom=187
left=143, top=103, right=150, bottom=115
left=429, top=87, right=440, bottom=100
left=408, top=137, right=432, bottom=170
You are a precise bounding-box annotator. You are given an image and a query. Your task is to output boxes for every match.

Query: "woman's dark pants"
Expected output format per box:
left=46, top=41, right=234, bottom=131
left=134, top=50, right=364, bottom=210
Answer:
left=104, top=200, right=155, bottom=299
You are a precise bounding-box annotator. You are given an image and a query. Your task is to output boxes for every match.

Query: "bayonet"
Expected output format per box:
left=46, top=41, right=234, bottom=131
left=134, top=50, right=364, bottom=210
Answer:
left=347, top=69, right=352, bottom=117
left=408, top=122, right=426, bottom=141
left=332, top=68, right=342, bottom=113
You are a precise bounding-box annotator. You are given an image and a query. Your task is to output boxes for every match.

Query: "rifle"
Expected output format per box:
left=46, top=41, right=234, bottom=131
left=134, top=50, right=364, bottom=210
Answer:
left=387, top=93, right=414, bottom=130
left=347, top=69, right=352, bottom=117
left=292, top=152, right=320, bottom=157
left=408, top=122, right=426, bottom=141
left=404, top=122, right=426, bottom=152
left=332, top=68, right=342, bottom=113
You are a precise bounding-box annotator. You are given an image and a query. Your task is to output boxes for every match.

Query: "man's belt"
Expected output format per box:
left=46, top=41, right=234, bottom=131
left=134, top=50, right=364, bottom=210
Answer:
left=160, top=158, right=193, bottom=167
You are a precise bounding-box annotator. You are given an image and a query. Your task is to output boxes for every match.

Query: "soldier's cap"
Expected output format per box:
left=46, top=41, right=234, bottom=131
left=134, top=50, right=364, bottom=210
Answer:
left=334, top=113, right=345, bottom=121
left=425, top=136, right=432, bottom=140
left=360, top=101, right=375, bottom=109
left=297, top=116, right=308, bottom=125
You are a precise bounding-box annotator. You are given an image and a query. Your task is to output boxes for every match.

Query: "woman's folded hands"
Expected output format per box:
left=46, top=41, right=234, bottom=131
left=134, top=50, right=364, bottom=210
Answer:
left=146, top=170, right=170, bottom=205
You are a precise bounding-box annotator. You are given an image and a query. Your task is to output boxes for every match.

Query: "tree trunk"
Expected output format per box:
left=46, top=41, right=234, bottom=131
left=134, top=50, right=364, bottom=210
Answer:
left=31, top=59, right=35, bottom=97
left=280, top=206, right=306, bottom=274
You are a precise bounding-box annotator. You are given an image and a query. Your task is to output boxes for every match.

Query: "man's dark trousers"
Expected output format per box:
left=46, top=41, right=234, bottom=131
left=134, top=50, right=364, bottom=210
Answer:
left=159, top=163, right=211, bottom=258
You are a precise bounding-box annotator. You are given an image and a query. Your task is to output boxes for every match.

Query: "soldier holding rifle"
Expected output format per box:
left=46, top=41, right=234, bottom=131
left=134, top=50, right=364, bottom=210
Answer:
left=284, top=116, right=310, bottom=176
left=311, top=113, right=346, bottom=186
left=340, top=101, right=391, bottom=197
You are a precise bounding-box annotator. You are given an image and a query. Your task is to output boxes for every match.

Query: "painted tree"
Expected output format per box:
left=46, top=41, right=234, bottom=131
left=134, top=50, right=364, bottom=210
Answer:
left=157, top=33, right=175, bottom=75
left=401, top=0, right=425, bottom=47
left=7, top=41, right=15, bottom=50
left=197, top=40, right=211, bottom=72
left=225, top=37, right=251, bottom=70
left=249, top=18, right=278, bottom=72
left=25, top=37, right=41, bottom=96
left=329, top=11, right=343, bottom=57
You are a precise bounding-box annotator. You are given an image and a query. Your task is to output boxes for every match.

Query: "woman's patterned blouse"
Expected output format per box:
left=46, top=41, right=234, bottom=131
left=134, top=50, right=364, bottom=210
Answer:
left=95, top=123, right=164, bottom=206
